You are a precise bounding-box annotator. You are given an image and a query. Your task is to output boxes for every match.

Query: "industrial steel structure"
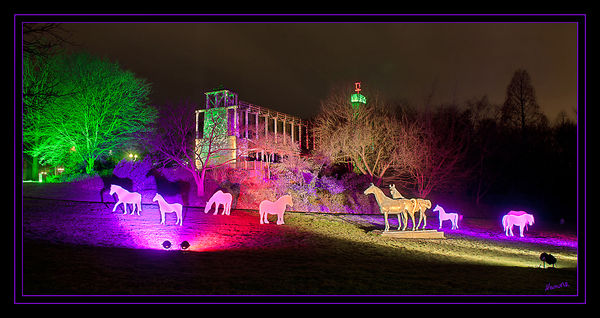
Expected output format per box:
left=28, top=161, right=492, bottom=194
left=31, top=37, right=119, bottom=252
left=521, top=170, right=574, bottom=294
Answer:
left=195, top=88, right=315, bottom=169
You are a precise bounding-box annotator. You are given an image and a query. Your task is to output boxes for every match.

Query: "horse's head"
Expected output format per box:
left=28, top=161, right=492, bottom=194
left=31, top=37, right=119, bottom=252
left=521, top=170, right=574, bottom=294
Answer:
left=152, top=193, right=160, bottom=202
left=284, top=195, right=293, bottom=208
left=364, top=183, right=376, bottom=195
left=423, top=200, right=432, bottom=209
left=109, top=184, right=117, bottom=195
left=527, top=214, right=535, bottom=226
left=433, top=204, right=441, bottom=212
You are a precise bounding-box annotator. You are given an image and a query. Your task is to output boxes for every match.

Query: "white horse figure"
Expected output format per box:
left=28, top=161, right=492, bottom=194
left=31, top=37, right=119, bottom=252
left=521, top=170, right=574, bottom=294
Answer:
left=152, top=193, right=183, bottom=226
left=109, top=184, right=142, bottom=215
left=259, top=195, right=293, bottom=225
left=432, top=204, right=461, bottom=230
left=205, top=190, right=233, bottom=215
left=502, top=212, right=534, bottom=237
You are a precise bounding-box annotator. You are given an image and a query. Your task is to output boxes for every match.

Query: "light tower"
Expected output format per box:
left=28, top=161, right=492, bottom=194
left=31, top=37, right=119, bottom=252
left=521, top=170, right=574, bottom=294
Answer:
left=350, top=82, right=367, bottom=112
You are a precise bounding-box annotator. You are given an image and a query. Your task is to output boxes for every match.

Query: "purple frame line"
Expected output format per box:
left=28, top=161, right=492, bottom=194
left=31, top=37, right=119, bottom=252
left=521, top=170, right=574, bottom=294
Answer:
left=14, top=14, right=585, bottom=304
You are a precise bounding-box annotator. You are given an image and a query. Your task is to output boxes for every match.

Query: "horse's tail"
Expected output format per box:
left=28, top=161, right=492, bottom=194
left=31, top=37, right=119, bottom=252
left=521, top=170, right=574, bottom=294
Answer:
left=100, top=186, right=110, bottom=208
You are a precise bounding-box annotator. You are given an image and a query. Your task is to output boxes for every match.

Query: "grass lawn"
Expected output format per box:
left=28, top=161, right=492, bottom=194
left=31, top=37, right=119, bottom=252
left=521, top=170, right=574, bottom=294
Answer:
left=20, top=196, right=578, bottom=298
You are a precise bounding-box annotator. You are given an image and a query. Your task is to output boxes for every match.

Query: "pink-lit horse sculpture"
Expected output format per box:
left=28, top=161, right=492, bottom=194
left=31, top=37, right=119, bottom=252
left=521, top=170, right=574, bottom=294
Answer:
left=432, top=204, right=462, bottom=230
left=502, top=211, right=534, bottom=237
left=205, top=190, right=233, bottom=215
left=109, top=184, right=142, bottom=215
left=259, top=195, right=293, bottom=225
left=153, top=193, right=183, bottom=226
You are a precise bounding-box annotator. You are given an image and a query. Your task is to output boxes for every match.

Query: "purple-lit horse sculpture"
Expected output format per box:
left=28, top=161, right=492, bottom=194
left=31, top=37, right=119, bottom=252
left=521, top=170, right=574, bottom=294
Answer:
left=502, top=211, right=534, bottom=237
left=432, top=204, right=462, bottom=230
left=205, top=190, right=233, bottom=215
left=259, top=195, right=293, bottom=225
left=109, top=184, right=142, bottom=215
left=153, top=193, right=183, bottom=226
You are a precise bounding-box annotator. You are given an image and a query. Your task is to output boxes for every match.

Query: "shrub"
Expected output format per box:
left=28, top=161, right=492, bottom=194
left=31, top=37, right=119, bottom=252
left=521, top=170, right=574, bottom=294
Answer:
left=113, top=156, right=155, bottom=192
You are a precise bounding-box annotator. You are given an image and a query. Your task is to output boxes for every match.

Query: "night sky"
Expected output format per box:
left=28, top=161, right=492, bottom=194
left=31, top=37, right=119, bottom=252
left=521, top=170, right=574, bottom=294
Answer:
left=61, top=21, right=577, bottom=122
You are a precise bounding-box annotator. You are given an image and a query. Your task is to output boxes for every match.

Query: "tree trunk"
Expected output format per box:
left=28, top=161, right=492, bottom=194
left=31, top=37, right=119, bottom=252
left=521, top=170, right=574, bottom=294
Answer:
left=194, top=168, right=206, bottom=198
left=31, top=155, right=38, bottom=181
left=85, top=157, right=95, bottom=175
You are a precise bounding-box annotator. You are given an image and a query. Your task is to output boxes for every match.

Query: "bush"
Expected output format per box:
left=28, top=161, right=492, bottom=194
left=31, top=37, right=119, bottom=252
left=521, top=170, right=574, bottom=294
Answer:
left=113, top=156, right=155, bottom=192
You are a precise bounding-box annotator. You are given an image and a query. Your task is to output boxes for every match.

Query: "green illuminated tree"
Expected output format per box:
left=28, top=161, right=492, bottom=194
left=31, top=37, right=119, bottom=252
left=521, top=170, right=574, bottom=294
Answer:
left=27, top=52, right=156, bottom=175
left=22, top=23, right=72, bottom=179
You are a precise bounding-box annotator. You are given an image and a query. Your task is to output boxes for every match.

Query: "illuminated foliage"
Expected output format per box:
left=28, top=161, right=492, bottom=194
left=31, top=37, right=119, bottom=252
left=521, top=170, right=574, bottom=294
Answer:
left=25, top=52, right=157, bottom=174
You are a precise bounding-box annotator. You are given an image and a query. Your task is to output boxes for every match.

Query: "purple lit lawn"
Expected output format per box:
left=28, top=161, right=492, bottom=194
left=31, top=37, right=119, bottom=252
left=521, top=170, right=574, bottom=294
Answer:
left=21, top=184, right=578, bottom=296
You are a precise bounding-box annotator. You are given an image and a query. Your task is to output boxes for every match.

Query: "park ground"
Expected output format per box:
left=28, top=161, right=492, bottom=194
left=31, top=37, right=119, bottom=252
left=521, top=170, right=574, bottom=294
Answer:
left=19, top=183, right=579, bottom=299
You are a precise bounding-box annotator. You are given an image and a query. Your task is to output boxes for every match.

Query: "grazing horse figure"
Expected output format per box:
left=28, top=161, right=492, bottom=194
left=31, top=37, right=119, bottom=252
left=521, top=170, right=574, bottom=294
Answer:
left=205, top=190, right=233, bottom=215
left=109, top=184, right=142, bottom=215
left=364, top=183, right=417, bottom=231
left=259, top=195, right=293, bottom=225
left=153, top=193, right=183, bottom=226
left=432, top=204, right=461, bottom=230
left=502, top=212, right=534, bottom=237
left=389, top=184, right=431, bottom=230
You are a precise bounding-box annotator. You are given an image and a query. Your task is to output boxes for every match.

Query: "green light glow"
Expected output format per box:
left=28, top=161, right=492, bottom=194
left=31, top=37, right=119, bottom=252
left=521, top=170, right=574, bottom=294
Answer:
left=350, top=93, right=367, bottom=105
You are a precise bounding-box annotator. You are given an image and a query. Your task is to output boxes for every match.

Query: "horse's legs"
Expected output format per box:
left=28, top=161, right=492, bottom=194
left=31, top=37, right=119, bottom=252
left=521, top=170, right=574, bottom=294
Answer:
left=422, top=213, right=427, bottom=229
left=277, top=212, right=284, bottom=225
left=409, top=213, right=416, bottom=231
left=397, top=214, right=402, bottom=231
left=519, top=225, right=524, bottom=237
left=112, top=201, right=121, bottom=212
left=160, top=211, right=165, bottom=225
left=416, top=211, right=423, bottom=229
left=384, top=213, right=389, bottom=231
left=439, top=216, right=443, bottom=229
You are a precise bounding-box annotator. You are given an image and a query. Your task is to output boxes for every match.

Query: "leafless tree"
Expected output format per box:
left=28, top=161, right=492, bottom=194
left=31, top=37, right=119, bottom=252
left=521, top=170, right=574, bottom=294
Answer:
left=150, top=101, right=238, bottom=197
left=314, top=87, right=419, bottom=186
left=407, top=106, right=472, bottom=198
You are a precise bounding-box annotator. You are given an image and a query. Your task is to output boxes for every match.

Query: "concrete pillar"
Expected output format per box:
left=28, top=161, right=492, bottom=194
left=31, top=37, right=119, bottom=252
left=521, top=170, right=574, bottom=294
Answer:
left=298, top=124, right=302, bottom=150
left=283, top=120, right=286, bottom=144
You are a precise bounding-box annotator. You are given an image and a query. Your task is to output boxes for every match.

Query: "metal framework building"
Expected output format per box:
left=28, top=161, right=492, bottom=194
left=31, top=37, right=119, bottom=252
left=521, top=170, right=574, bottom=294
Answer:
left=195, top=89, right=315, bottom=169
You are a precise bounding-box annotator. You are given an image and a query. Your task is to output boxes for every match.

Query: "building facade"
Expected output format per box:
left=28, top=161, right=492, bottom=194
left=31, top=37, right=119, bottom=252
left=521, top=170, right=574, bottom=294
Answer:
left=194, top=88, right=314, bottom=169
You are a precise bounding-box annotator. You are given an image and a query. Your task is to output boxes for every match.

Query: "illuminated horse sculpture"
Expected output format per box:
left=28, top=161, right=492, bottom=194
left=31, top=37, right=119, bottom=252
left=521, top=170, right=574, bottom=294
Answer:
left=364, top=183, right=417, bottom=231
left=502, top=211, right=534, bottom=237
left=205, top=190, right=233, bottom=215
left=432, top=204, right=462, bottom=230
left=259, top=195, right=293, bottom=225
left=389, top=184, right=431, bottom=230
left=109, top=184, right=142, bottom=215
left=153, top=193, right=183, bottom=226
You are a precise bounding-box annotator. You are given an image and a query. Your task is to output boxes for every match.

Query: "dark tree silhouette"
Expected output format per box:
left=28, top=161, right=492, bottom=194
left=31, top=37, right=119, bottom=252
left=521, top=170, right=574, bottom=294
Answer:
left=500, top=69, right=547, bottom=135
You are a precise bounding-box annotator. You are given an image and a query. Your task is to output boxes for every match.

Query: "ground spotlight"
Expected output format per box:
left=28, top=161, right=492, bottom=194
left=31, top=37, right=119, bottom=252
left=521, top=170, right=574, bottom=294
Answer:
left=540, top=252, right=557, bottom=268
left=162, top=240, right=172, bottom=250
left=180, top=241, right=190, bottom=250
